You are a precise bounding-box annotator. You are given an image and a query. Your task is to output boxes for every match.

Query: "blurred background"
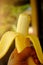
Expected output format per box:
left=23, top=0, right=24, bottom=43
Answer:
left=0, top=0, right=30, bottom=65
left=0, top=0, right=30, bottom=38
left=0, top=0, right=43, bottom=65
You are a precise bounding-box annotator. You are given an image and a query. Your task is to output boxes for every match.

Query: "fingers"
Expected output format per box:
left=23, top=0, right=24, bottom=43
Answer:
left=9, top=48, right=18, bottom=60
left=8, top=47, right=32, bottom=64
left=8, top=47, right=35, bottom=65
left=17, top=47, right=33, bottom=61
left=8, top=48, right=18, bottom=65
left=8, top=47, right=36, bottom=65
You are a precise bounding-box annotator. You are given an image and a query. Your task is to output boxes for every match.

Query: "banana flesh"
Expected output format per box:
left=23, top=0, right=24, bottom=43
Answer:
left=17, top=14, right=30, bottom=35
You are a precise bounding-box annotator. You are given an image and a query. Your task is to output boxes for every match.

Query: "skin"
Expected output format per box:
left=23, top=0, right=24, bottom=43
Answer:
left=8, top=47, right=38, bottom=65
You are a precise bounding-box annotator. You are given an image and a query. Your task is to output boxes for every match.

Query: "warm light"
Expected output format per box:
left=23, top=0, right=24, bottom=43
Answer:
left=28, top=27, right=33, bottom=34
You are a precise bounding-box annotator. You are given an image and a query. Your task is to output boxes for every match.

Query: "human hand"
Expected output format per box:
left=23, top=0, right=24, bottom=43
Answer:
left=8, top=47, right=33, bottom=65
left=8, top=47, right=39, bottom=65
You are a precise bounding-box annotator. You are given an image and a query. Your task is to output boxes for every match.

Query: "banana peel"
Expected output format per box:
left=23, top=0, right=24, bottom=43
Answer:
left=0, top=31, right=43, bottom=64
left=0, top=31, right=17, bottom=59
left=0, top=14, right=43, bottom=65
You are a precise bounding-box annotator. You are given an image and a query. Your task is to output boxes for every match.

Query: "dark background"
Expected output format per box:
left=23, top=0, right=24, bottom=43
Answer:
left=37, top=0, right=43, bottom=50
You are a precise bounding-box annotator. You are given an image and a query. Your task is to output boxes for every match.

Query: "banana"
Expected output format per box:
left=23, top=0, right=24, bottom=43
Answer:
left=16, top=14, right=31, bottom=52
left=0, top=0, right=43, bottom=65
left=16, top=14, right=43, bottom=64
left=0, top=14, right=43, bottom=65
left=16, top=14, right=37, bottom=65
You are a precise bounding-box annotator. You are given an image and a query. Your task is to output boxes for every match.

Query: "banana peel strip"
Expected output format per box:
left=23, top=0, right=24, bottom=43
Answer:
left=0, top=31, right=18, bottom=59
left=0, top=31, right=43, bottom=64
left=26, top=35, right=43, bottom=64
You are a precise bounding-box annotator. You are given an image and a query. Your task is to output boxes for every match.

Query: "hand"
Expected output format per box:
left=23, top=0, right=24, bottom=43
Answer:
left=8, top=47, right=33, bottom=65
left=8, top=46, right=40, bottom=65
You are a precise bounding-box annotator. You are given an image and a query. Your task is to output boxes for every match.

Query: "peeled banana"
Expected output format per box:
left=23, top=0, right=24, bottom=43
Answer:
left=0, top=14, right=43, bottom=65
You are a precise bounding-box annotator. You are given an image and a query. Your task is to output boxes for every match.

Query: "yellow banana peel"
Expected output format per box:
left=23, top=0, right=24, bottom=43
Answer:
left=0, top=31, right=43, bottom=64
left=0, top=14, right=43, bottom=65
